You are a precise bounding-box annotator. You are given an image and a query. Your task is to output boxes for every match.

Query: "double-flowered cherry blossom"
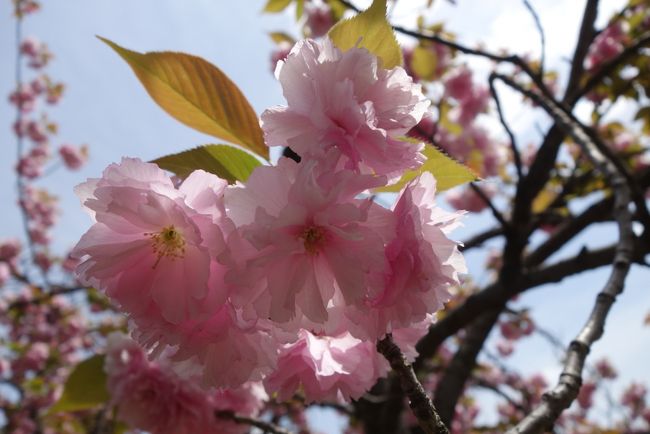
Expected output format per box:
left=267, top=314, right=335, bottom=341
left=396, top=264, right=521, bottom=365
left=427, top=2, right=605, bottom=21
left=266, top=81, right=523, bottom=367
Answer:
left=261, top=38, right=430, bottom=180
left=73, top=158, right=232, bottom=325
left=105, top=333, right=268, bottom=434
left=225, top=156, right=390, bottom=326
left=344, top=172, right=465, bottom=339
left=74, top=36, right=468, bottom=402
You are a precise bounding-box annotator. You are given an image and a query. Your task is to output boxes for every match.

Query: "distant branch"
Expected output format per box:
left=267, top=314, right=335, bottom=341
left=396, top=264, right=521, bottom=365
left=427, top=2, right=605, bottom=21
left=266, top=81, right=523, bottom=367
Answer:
left=522, top=0, right=546, bottom=78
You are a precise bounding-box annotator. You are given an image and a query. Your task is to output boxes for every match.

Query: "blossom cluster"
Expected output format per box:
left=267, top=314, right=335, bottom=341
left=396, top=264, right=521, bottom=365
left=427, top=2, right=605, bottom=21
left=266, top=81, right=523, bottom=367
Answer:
left=73, top=37, right=466, bottom=406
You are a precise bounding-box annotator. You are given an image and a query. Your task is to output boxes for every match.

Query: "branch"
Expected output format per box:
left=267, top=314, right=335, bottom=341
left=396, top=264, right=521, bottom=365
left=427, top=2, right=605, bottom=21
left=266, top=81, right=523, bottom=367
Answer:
left=493, top=57, right=635, bottom=434
left=432, top=310, right=502, bottom=425
left=489, top=76, right=523, bottom=179
left=460, top=227, right=503, bottom=251
left=8, top=285, right=88, bottom=310
left=522, top=0, right=546, bottom=78
left=377, top=335, right=450, bottom=434
left=469, top=183, right=509, bottom=229
left=415, top=238, right=647, bottom=368
left=563, top=0, right=599, bottom=103
left=524, top=196, right=613, bottom=266
left=215, top=411, right=294, bottom=434
left=573, top=32, right=650, bottom=102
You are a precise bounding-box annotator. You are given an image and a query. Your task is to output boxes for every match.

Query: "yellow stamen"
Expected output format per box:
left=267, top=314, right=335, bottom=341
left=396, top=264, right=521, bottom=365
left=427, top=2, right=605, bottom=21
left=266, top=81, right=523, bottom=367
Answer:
left=146, top=225, right=185, bottom=268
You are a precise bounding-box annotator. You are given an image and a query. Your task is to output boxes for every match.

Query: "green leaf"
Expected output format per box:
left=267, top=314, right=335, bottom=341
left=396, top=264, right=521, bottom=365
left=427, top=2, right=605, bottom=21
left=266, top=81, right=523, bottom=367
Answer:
left=99, top=37, right=268, bottom=159
left=153, top=144, right=263, bottom=183
left=327, top=0, right=402, bottom=69
left=377, top=143, right=479, bottom=193
left=269, top=32, right=296, bottom=45
left=49, top=355, right=109, bottom=413
left=263, top=0, right=293, bottom=13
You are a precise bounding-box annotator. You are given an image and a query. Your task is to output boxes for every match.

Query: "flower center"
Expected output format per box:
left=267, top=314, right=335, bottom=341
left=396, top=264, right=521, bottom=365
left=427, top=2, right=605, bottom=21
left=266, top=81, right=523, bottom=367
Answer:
left=147, top=225, right=185, bottom=268
left=300, top=225, right=326, bottom=255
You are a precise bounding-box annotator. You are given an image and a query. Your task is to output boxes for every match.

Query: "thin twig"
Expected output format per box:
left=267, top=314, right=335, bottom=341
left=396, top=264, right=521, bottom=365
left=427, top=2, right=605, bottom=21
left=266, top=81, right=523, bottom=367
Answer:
left=522, top=0, right=546, bottom=78
left=460, top=227, right=503, bottom=251
left=8, top=285, right=88, bottom=310
left=215, top=411, right=295, bottom=434
left=469, top=182, right=509, bottom=229
left=488, top=76, right=522, bottom=179
left=377, top=334, right=450, bottom=434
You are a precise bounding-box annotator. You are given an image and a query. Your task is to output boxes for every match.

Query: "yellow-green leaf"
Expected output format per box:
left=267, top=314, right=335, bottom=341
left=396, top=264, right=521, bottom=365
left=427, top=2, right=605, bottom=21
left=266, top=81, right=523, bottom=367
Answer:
left=295, top=0, right=305, bottom=19
left=269, top=32, right=296, bottom=45
left=99, top=37, right=268, bottom=159
left=327, top=0, right=402, bottom=69
left=377, top=143, right=479, bottom=193
left=263, top=0, right=293, bottom=13
left=153, top=144, right=263, bottom=183
left=49, top=355, right=108, bottom=413
left=411, top=45, right=438, bottom=81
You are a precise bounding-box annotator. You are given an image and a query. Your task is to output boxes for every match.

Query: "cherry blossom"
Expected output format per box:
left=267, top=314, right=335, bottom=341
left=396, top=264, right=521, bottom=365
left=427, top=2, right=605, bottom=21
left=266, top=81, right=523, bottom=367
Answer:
left=261, top=38, right=429, bottom=180
left=73, top=158, right=232, bottom=325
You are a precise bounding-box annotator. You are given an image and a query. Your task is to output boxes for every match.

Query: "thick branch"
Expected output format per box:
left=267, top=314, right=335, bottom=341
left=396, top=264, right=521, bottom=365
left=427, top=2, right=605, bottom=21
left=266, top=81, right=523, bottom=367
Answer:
left=432, top=310, right=501, bottom=425
left=377, top=335, right=450, bottom=434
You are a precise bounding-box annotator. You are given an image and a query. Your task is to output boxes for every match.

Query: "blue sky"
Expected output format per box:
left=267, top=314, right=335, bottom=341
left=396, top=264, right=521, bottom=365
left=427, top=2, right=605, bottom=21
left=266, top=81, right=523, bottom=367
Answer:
left=0, top=0, right=648, bottom=431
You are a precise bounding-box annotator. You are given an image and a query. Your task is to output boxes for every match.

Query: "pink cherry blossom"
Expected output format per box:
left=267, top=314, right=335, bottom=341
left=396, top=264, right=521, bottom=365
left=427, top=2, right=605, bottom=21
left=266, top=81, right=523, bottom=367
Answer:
left=305, top=2, right=334, bottom=38
left=132, top=302, right=278, bottom=388
left=350, top=172, right=465, bottom=338
left=20, top=36, right=41, bottom=57
left=73, top=158, right=231, bottom=326
left=264, top=329, right=388, bottom=403
left=225, top=157, right=388, bottom=326
left=0, top=239, right=22, bottom=262
left=58, top=144, right=87, bottom=170
left=213, top=382, right=268, bottom=434
left=577, top=381, right=597, bottom=410
left=594, top=358, right=617, bottom=379
left=261, top=38, right=429, bottom=180
left=444, top=66, right=473, bottom=101
left=9, top=83, right=37, bottom=113
left=104, top=333, right=216, bottom=434
left=446, top=184, right=497, bottom=213
left=270, top=41, right=292, bottom=74
left=0, top=263, right=10, bottom=287
left=586, top=22, right=626, bottom=71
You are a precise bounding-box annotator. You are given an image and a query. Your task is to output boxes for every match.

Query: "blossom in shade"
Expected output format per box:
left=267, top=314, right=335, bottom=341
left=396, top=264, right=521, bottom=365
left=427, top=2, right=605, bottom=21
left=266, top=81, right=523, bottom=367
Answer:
left=586, top=22, right=626, bottom=71
left=104, top=333, right=216, bottom=434
left=446, top=183, right=497, bottom=213
left=213, top=382, right=269, bottom=434
left=261, top=38, right=429, bottom=180
left=132, top=302, right=278, bottom=389
left=264, top=329, right=388, bottom=403
left=305, top=2, right=334, bottom=38
left=0, top=239, right=21, bottom=262
left=225, top=157, right=388, bottom=326
left=73, top=158, right=231, bottom=326
left=349, top=172, right=465, bottom=338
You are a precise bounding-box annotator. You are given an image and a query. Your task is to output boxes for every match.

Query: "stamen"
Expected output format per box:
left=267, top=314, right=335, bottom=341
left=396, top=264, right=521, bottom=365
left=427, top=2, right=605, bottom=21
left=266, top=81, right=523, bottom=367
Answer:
left=300, top=225, right=326, bottom=255
left=145, top=225, right=185, bottom=268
